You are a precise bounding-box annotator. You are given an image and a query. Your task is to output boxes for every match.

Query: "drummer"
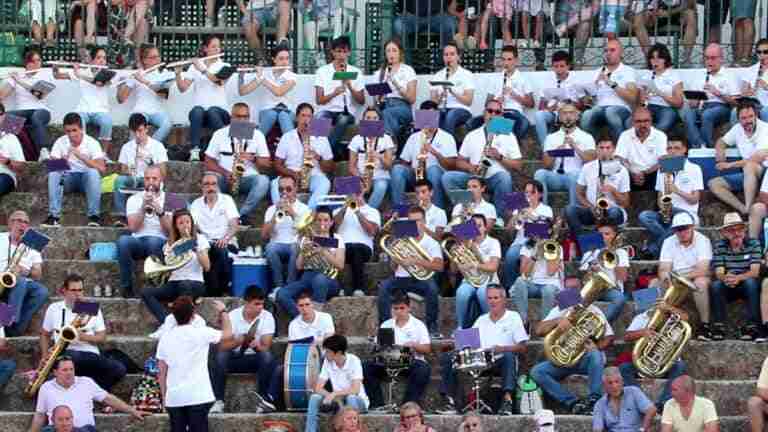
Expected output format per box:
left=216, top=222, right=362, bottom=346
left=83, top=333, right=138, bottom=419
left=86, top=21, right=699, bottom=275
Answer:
left=362, top=294, right=432, bottom=411
left=436, top=284, right=529, bottom=416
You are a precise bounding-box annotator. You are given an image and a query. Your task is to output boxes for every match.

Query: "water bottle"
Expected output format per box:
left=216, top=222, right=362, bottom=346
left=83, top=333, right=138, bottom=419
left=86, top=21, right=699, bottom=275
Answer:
left=92, top=284, right=102, bottom=298
left=103, top=284, right=113, bottom=297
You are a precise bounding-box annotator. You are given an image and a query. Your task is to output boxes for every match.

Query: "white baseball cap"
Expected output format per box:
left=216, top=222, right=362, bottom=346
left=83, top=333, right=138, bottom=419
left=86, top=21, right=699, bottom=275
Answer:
left=670, top=212, right=694, bottom=229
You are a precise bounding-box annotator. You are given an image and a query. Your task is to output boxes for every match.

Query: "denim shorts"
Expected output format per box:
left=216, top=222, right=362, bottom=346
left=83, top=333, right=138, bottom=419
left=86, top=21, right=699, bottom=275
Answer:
left=731, top=0, right=757, bottom=19
left=721, top=171, right=745, bottom=192
left=242, top=5, right=277, bottom=26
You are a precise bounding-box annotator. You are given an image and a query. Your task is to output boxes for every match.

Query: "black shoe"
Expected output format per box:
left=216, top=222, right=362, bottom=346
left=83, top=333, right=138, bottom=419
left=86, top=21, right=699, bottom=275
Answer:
left=112, top=218, right=127, bottom=228
left=741, top=324, right=760, bottom=341
left=88, top=215, right=101, bottom=227
left=41, top=216, right=60, bottom=227
left=697, top=323, right=713, bottom=341
left=498, top=399, right=515, bottom=416
left=239, top=215, right=250, bottom=227
left=252, top=392, right=276, bottom=413
left=711, top=323, right=726, bottom=341
left=755, top=324, right=768, bottom=343
left=436, top=395, right=457, bottom=415
left=570, top=399, right=590, bottom=415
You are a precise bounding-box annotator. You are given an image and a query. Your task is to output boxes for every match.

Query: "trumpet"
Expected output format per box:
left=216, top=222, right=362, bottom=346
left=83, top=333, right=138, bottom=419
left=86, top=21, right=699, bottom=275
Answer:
left=144, top=186, right=159, bottom=216
left=166, top=53, right=224, bottom=69
left=345, top=196, right=359, bottom=212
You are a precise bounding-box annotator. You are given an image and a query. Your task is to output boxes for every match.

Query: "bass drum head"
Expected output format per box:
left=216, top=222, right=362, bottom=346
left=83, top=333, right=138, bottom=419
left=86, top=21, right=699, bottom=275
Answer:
left=283, top=343, right=321, bottom=411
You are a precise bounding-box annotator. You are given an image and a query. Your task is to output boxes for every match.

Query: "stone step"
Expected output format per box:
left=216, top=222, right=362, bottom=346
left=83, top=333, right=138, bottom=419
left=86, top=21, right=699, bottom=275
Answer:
left=4, top=337, right=766, bottom=381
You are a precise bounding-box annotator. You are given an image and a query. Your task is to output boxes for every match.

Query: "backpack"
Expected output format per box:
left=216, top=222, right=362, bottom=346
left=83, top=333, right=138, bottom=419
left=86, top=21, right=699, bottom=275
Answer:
left=516, top=374, right=544, bottom=415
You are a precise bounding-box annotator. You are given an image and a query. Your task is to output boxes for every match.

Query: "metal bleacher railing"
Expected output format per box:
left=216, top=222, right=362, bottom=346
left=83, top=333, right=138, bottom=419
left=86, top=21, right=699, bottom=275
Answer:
left=0, top=0, right=765, bottom=74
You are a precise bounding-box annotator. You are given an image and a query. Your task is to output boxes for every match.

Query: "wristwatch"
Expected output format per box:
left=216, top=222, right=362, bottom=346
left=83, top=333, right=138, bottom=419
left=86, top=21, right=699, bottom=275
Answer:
left=610, top=82, right=618, bottom=89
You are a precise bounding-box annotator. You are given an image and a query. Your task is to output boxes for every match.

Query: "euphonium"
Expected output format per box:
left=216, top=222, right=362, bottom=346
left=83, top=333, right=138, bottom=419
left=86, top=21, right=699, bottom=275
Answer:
left=299, top=132, right=313, bottom=192
left=380, top=234, right=435, bottom=281
left=659, top=172, right=674, bottom=224
left=441, top=236, right=491, bottom=288
left=632, top=272, right=694, bottom=378
left=0, top=242, right=29, bottom=294
left=144, top=229, right=195, bottom=285
left=295, top=212, right=338, bottom=279
left=543, top=272, right=613, bottom=368
left=415, top=131, right=428, bottom=181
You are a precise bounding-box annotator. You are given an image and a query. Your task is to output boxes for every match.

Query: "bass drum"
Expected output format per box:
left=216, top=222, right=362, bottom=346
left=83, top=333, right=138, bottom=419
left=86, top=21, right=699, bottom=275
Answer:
left=283, top=343, right=321, bottom=411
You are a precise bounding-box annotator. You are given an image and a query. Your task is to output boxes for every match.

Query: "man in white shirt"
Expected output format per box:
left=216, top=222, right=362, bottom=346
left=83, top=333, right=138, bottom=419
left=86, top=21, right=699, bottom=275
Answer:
left=0, top=210, right=49, bottom=336
left=638, top=140, right=703, bottom=259
left=112, top=113, right=169, bottom=227
left=430, top=42, right=475, bottom=135
left=661, top=376, right=719, bottom=432
left=40, top=274, right=127, bottom=391
left=681, top=43, right=738, bottom=148
left=658, top=212, right=713, bottom=341
left=334, top=191, right=381, bottom=297
left=363, top=294, right=431, bottom=411
left=390, top=100, right=457, bottom=210
left=615, top=107, right=668, bottom=191
left=211, top=286, right=275, bottom=413
left=116, top=165, right=173, bottom=297
left=414, top=179, right=448, bottom=241
left=261, top=176, right=311, bottom=294
left=305, top=335, right=369, bottom=432
left=0, top=104, right=27, bottom=199
left=438, top=285, right=528, bottom=416
left=709, top=103, right=768, bottom=214
left=43, top=113, right=106, bottom=227
left=534, top=50, right=579, bottom=146
left=565, top=139, right=631, bottom=233
left=204, top=102, right=271, bottom=225
left=271, top=102, right=335, bottom=209
left=579, top=224, right=629, bottom=323
left=314, top=36, right=365, bottom=160
left=454, top=214, right=501, bottom=329
left=580, top=40, right=638, bottom=142
left=378, top=206, right=443, bottom=337
left=29, top=357, right=149, bottom=432
left=190, top=172, right=240, bottom=296
left=442, top=98, right=522, bottom=217
left=534, top=101, right=597, bottom=206
left=738, top=38, right=768, bottom=123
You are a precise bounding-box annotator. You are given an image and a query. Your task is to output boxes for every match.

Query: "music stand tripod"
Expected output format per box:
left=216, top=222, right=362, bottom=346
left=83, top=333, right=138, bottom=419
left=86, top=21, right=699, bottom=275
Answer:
left=379, top=363, right=407, bottom=413
left=460, top=366, right=493, bottom=414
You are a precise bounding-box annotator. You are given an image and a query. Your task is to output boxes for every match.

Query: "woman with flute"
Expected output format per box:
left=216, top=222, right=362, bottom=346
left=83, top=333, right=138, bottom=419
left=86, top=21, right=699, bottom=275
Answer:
left=238, top=45, right=297, bottom=136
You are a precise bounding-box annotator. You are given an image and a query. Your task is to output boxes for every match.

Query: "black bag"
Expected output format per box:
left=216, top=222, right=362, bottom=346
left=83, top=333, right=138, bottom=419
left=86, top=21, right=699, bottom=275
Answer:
left=103, top=348, right=142, bottom=374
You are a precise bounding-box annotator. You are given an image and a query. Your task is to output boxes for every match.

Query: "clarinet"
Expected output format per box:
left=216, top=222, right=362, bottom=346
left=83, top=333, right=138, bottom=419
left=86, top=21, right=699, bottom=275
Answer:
left=342, top=62, right=349, bottom=115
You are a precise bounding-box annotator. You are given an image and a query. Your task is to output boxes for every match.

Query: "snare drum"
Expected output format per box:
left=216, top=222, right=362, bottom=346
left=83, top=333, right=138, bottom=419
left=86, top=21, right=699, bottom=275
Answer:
left=376, top=346, right=413, bottom=371
left=453, top=348, right=492, bottom=372
left=283, top=343, right=321, bottom=411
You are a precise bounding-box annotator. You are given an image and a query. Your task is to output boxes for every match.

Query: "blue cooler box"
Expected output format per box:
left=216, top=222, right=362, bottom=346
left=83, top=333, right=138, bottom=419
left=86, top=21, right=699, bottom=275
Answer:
left=232, top=257, right=271, bottom=298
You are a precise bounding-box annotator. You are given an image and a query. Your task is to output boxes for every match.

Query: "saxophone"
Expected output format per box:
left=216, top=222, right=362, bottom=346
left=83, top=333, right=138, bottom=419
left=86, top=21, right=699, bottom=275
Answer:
left=299, top=132, right=313, bottom=193
left=593, top=160, right=610, bottom=224
left=26, top=313, right=92, bottom=397
left=144, top=228, right=196, bottom=286
left=362, top=137, right=376, bottom=193
left=231, top=138, right=247, bottom=195
left=415, top=130, right=428, bottom=181
left=0, top=242, right=29, bottom=294
left=380, top=234, right=435, bottom=281
left=295, top=213, right=339, bottom=279
left=659, top=172, right=674, bottom=224
left=476, top=128, right=495, bottom=178
left=632, top=272, right=694, bottom=378
left=441, top=236, right=492, bottom=288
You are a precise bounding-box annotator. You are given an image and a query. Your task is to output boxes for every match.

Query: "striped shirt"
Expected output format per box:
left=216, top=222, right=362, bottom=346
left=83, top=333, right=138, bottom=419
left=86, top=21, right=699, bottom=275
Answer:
left=712, top=238, right=761, bottom=275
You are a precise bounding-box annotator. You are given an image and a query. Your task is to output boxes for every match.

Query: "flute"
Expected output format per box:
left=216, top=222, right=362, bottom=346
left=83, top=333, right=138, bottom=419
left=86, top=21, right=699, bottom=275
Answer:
left=47, top=61, right=109, bottom=69
left=115, top=63, right=168, bottom=84
left=236, top=65, right=293, bottom=72
left=0, top=69, right=39, bottom=80
left=166, top=53, right=224, bottom=69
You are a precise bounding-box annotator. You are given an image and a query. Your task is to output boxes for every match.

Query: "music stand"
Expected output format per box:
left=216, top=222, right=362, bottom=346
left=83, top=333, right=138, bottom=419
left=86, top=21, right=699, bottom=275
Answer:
left=454, top=329, right=493, bottom=414
left=376, top=328, right=408, bottom=413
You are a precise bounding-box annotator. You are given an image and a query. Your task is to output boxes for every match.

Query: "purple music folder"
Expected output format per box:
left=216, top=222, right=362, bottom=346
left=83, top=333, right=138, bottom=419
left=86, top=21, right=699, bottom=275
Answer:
left=393, top=202, right=411, bottom=217
left=46, top=159, right=70, bottom=172
left=313, top=236, right=339, bottom=249
left=310, top=118, right=332, bottom=137
left=546, top=148, right=575, bottom=158
left=577, top=232, right=605, bottom=253
left=524, top=222, right=550, bottom=239
left=393, top=219, right=418, bottom=239
left=503, top=192, right=528, bottom=212
left=556, top=289, right=582, bottom=310
left=0, top=114, right=25, bottom=135
left=73, top=300, right=100, bottom=316
left=414, top=110, right=439, bottom=129
left=229, top=121, right=257, bottom=140
left=455, top=327, right=481, bottom=350
left=0, top=303, right=16, bottom=326
left=452, top=221, right=480, bottom=241
left=359, top=120, right=385, bottom=138
left=365, top=82, right=392, bottom=97
left=163, top=192, right=186, bottom=212
left=21, top=229, right=50, bottom=252
left=334, top=176, right=362, bottom=195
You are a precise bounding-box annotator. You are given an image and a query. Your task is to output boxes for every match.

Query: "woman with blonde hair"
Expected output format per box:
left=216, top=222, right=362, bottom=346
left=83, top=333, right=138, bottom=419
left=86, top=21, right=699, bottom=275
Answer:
left=333, top=405, right=368, bottom=432
left=457, top=412, right=483, bottom=432
left=394, top=402, right=436, bottom=432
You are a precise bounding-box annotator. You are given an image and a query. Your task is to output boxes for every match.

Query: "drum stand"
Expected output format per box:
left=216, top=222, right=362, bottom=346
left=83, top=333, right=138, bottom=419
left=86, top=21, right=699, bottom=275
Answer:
left=461, top=369, right=493, bottom=414
left=379, top=366, right=406, bottom=413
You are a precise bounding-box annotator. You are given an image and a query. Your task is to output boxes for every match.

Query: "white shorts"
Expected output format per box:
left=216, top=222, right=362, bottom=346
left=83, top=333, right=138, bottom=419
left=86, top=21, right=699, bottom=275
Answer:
left=515, top=0, right=547, bottom=15
left=30, top=0, right=57, bottom=25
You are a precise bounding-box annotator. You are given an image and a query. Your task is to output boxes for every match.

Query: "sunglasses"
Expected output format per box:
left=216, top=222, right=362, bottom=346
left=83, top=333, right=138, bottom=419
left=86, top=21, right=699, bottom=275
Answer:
left=486, top=109, right=503, bottom=115
left=279, top=187, right=294, bottom=193
left=758, top=50, right=768, bottom=55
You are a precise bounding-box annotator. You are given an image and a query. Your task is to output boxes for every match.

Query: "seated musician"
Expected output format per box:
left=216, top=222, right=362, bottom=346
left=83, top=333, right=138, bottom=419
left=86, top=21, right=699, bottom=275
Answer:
left=29, top=357, right=148, bottom=432
left=414, top=180, right=448, bottom=242
left=203, top=102, right=271, bottom=226
left=277, top=206, right=344, bottom=317
left=314, top=36, right=365, bottom=161
left=438, top=284, right=528, bottom=416
left=238, top=45, right=297, bottom=135
left=174, top=35, right=233, bottom=162
left=450, top=176, right=497, bottom=229
left=657, top=212, right=713, bottom=341
left=113, top=113, right=168, bottom=228
left=454, top=214, right=501, bottom=330
left=40, top=274, right=127, bottom=392
left=531, top=286, right=614, bottom=415
left=271, top=102, right=335, bottom=209
left=578, top=224, right=629, bottom=324
left=564, top=138, right=630, bottom=234
left=533, top=51, right=580, bottom=147
left=429, top=42, right=475, bottom=136
left=116, top=165, right=171, bottom=298
left=334, top=188, right=381, bottom=298
left=141, top=209, right=210, bottom=322
left=748, top=355, right=768, bottom=432
left=637, top=139, right=703, bottom=259
left=0, top=103, right=27, bottom=199
left=362, top=294, right=431, bottom=411
left=593, top=367, right=657, bottom=432
left=305, top=335, right=369, bottom=432
left=0, top=210, right=49, bottom=336
left=375, top=39, right=418, bottom=144
left=614, top=106, right=668, bottom=191
left=378, top=206, right=442, bottom=338
left=347, top=108, right=395, bottom=210
left=391, top=101, right=457, bottom=211
left=42, top=113, right=106, bottom=228
left=190, top=172, right=240, bottom=296
left=211, top=285, right=275, bottom=414
left=442, top=98, right=522, bottom=217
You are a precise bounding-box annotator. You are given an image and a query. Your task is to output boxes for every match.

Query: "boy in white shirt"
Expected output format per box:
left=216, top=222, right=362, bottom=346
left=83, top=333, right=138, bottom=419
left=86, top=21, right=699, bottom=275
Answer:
left=333, top=192, right=381, bottom=297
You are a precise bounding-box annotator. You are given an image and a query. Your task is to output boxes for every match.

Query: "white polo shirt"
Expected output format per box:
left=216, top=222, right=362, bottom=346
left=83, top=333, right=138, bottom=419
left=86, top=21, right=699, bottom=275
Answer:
left=183, top=62, right=229, bottom=109
left=543, top=305, right=615, bottom=336
left=475, top=235, right=502, bottom=284
left=580, top=247, right=631, bottom=291
left=250, top=68, right=297, bottom=110
left=35, top=376, right=107, bottom=428
left=451, top=200, right=497, bottom=222
left=494, top=69, right=533, bottom=113
left=543, top=127, right=596, bottom=174
left=511, top=203, right=554, bottom=246
left=42, top=300, right=107, bottom=355
left=190, top=194, right=240, bottom=241
left=615, top=127, right=668, bottom=172
left=424, top=204, right=447, bottom=233
left=117, top=137, right=168, bottom=178
left=265, top=200, right=311, bottom=244
left=379, top=314, right=430, bottom=361
left=400, top=129, right=458, bottom=170
left=459, top=127, right=522, bottom=180
left=228, top=306, right=276, bottom=356
left=520, top=244, right=563, bottom=287
left=659, top=231, right=712, bottom=274
left=626, top=311, right=652, bottom=332
left=429, top=66, right=475, bottom=110
left=0, top=232, right=43, bottom=270
left=577, top=159, right=631, bottom=210
left=205, top=125, right=270, bottom=176
left=318, top=353, right=369, bottom=408
left=645, top=68, right=682, bottom=107
left=275, top=129, right=334, bottom=177
left=314, top=63, right=364, bottom=112
left=126, top=190, right=167, bottom=239
left=593, top=63, right=636, bottom=109
left=721, top=119, right=768, bottom=166
left=473, top=309, right=529, bottom=350
left=654, top=160, right=703, bottom=225
left=690, top=67, right=737, bottom=104
left=0, top=133, right=24, bottom=185
left=334, top=205, right=381, bottom=250
left=347, top=134, right=396, bottom=180
left=6, top=69, right=54, bottom=110
left=539, top=71, right=581, bottom=106
left=394, top=234, right=441, bottom=278
left=124, top=69, right=175, bottom=115
left=743, top=62, right=768, bottom=107
left=168, top=234, right=209, bottom=283
left=381, top=63, right=417, bottom=101
left=71, top=70, right=111, bottom=113
left=288, top=311, right=335, bottom=342
left=50, top=134, right=104, bottom=173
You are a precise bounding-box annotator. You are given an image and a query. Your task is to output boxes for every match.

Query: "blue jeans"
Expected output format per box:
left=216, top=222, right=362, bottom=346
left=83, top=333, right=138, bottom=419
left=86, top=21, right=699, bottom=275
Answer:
left=647, top=104, right=679, bottom=133
left=277, top=270, right=341, bottom=318
left=565, top=205, right=625, bottom=234
left=9, top=109, right=50, bottom=151
left=504, top=110, right=531, bottom=141
left=5, top=277, right=49, bottom=336
left=439, top=108, right=471, bottom=136
left=0, top=359, right=15, bottom=388
left=711, top=278, right=761, bottom=324
left=270, top=175, right=330, bottom=209
left=117, top=235, right=165, bottom=297
left=600, top=288, right=626, bottom=323
left=306, top=394, right=367, bottom=432
left=367, top=178, right=389, bottom=210
left=534, top=111, right=557, bottom=147
left=511, top=278, right=559, bottom=323
left=65, top=349, right=127, bottom=391
left=0, top=174, right=13, bottom=198
left=112, top=175, right=143, bottom=216
left=47, top=169, right=102, bottom=218
left=620, top=359, right=686, bottom=407
left=531, top=350, right=605, bottom=407
left=502, top=243, right=524, bottom=290
left=682, top=102, right=731, bottom=148
left=218, top=174, right=270, bottom=218
left=259, top=108, right=295, bottom=135
left=317, top=110, right=355, bottom=160
left=142, top=112, right=173, bottom=142
left=439, top=351, right=519, bottom=398
left=393, top=14, right=457, bottom=51
left=455, top=281, right=490, bottom=331
left=381, top=98, right=413, bottom=139
left=79, top=111, right=112, bottom=140
left=142, top=280, right=206, bottom=323
left=213, top=350, right=274, bottom=400
left=637, top=207, right=686, bottom=258
left=580, top=105, right=631, bottom=141
left=189, top=106, right=230, bottom=150
left=391, top=164, right=447, bottom=210
left=363, top=359, right=431, bottom=408
left=534, top=169, right=579, bottom=206
left=265, top=242, right=298, bottom=287
left=378, top=277, right=439, bottom=331
left=442, top=170, right=513, bottom=217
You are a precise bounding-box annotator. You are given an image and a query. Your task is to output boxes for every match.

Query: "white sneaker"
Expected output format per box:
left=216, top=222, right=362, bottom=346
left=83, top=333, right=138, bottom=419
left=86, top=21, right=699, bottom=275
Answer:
left=38, top=148, right=50, bottom=162
left=269, top=287, right=281, bottom=301
left=353, top=289, right=365, bottom=297
left=189, top=148, right=201, bottom=162
left=210, top=400, right=225, bottom=413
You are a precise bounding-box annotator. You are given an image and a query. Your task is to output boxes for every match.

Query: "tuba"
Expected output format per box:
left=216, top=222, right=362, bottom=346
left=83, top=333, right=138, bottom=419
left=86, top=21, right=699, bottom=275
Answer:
left=0, top=242, right=29, bottom=295
left=299, top=132, right=313, bottom=192
left=543, top=272, right=614, bottom=368
left=380, top=234, right=435, bottom=281
left=441, top=236, right=492, bottom=288
left=632, top=272, right=694, bottom=378
left=295, top=213, right=339, bottom=279
left=659, top=172, right=674, bottom=224
left=144, top=230, right=196, bottom=286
